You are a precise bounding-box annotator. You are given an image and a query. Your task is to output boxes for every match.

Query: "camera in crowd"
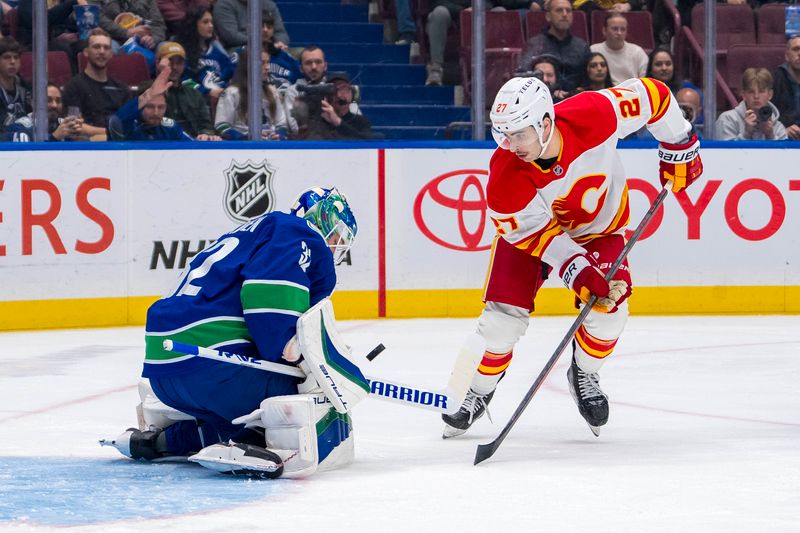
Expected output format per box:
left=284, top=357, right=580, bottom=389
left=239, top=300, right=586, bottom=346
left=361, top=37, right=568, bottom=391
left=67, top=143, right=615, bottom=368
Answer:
left=297, top=83, right=337, bottom=116
left=297, top=82, right=337, bottom=101
left=756, top=105, right=772, bottom=123
left=679, top=104, right=696, bottom=123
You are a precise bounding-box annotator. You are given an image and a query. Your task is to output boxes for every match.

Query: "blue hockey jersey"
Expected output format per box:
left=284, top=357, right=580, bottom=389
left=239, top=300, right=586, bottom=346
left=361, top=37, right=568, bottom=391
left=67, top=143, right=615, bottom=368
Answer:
left=142, top=211, right=337, bottom=378
left=183, top=40, right=238, bottom=96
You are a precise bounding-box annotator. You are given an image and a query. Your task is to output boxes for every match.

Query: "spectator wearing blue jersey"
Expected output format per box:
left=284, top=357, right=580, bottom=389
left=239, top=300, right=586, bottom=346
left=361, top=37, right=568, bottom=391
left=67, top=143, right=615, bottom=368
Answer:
left=262, top=14, right=300, bottom=89
left=104, top=187, right=359, bottom=478
left=0, top=37, right=31, bottom=138
left=108, top=65, right=193, bottom=140
left=175, top=5, right=237, bottom=99
left=6, top=83, right=85, bottom=142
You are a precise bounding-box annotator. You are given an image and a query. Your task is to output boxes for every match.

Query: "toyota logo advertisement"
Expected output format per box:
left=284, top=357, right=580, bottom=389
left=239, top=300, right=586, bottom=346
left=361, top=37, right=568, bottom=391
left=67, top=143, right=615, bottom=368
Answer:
left=413, top=169, right=494, bottom=252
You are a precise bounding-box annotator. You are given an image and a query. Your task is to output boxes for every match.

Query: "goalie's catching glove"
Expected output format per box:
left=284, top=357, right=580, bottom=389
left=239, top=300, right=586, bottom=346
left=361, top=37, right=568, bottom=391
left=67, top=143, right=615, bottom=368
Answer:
left=658, top=134, right=702, bottom=193
left=560, top=253, right=630, bottom=313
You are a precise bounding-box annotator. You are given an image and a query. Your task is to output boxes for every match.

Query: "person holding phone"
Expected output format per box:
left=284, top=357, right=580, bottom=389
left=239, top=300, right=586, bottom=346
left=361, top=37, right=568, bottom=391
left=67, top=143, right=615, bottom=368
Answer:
left=6, top=83, right=86, bottom=142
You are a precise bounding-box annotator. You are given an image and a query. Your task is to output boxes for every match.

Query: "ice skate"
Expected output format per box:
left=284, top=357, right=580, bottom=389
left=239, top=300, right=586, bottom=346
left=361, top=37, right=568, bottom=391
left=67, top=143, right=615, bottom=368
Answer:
left=189, top=442, right=284, bottom=479
left=99, top=427, right=168, bottom=460
left=442, top=388, right=495, bottom=439
left=567, top=354, right=609, bottom=437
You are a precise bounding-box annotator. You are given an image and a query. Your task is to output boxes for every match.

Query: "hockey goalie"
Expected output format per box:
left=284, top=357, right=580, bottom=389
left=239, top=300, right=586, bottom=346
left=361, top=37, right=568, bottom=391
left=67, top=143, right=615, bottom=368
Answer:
left=102, top=187, right=368, bottom=478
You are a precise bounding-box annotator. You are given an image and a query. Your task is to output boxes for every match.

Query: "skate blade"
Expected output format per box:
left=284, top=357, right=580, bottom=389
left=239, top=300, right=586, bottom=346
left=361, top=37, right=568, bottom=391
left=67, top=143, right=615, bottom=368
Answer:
left=588, top=425, right=601, bottom=437
left=442, top=425, right=467, bottom=439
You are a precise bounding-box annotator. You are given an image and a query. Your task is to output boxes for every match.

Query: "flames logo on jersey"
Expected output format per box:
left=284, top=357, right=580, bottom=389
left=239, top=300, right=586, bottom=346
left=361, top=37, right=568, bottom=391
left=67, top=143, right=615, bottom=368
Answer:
left=552, top=174, right=608, bottom=231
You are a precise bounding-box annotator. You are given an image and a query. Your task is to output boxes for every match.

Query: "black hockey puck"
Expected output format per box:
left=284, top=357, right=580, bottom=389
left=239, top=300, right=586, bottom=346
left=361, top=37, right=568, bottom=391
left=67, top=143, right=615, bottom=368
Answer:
left=366, top=343, right=386, bottom=361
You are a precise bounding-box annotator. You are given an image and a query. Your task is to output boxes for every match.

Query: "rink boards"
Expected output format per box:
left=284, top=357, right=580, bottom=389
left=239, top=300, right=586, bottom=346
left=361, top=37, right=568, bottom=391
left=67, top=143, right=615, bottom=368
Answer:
left=0, top=142, right=798, bottom=329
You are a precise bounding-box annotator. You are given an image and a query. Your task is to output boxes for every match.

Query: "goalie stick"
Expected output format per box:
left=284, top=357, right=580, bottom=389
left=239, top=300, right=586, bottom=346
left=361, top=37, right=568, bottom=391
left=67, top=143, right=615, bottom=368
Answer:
left=163, top=338, right=481, bottom=415
left=474, top=185, right=670, bottom=465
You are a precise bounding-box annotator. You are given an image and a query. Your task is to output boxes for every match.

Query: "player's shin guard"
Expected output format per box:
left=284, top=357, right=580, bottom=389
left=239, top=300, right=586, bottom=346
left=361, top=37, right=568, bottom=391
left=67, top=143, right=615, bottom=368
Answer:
left=568, top=303, right=628, bottom=434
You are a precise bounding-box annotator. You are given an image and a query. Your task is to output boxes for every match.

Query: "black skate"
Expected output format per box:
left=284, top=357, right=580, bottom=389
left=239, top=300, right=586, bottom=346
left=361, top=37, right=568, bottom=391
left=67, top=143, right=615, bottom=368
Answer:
left=99, top=427, right=167, bottom=460
left=442, top=388, right=496, bottom=439
left=567, top=353, right=609, bottom=437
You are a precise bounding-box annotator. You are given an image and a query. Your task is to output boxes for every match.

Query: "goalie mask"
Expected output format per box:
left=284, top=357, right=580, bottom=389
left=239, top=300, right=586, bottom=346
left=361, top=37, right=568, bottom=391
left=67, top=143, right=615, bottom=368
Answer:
left=291, top=187, right=357, bottom=265
left=490, top=76, right=555, bottom=159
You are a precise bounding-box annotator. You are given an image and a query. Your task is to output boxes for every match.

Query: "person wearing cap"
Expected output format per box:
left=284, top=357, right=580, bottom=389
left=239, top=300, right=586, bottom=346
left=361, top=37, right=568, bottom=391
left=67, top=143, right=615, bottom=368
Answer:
left=156, top=41, right=220, bottom=140
left=108, top=58, right=193, bottom=141
left=313, top=72, right=374, bottom=141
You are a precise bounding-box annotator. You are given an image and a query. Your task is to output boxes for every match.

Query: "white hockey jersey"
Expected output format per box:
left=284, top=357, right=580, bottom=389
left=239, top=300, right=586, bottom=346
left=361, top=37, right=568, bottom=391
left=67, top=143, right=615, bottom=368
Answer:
left=486, top=77, right=691, bottom=274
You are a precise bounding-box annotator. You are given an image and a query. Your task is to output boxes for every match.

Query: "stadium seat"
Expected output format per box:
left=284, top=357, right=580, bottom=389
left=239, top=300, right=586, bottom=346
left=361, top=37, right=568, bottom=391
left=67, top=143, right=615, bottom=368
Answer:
left=1, top=8, right=18, bottom=39
left=725, top=44, right=785, bottom=97
left=525, top=10, right=589, bottom=42
left=79, top=52, right=152, bottom=90
left=591, top=10, right=655, bottom=52
left=19, top=51, right=72, bottom=88
left=690, top=4, right=756, bottom=56
left=757, top=3, right=789, bottom=45
left=459, top=10, right=525, bottom=105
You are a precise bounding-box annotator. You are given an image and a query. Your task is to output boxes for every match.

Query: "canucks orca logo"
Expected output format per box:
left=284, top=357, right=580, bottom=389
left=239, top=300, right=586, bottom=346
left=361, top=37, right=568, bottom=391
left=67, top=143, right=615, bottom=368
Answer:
left=223, top=159, right=277, bottom=222
left=299, top=241, right=311, bottom=272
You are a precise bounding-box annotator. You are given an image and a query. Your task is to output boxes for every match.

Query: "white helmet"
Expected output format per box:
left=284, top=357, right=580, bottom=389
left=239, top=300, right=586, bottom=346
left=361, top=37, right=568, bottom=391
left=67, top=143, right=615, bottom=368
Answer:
left=490, top=77, right=555, bottom=158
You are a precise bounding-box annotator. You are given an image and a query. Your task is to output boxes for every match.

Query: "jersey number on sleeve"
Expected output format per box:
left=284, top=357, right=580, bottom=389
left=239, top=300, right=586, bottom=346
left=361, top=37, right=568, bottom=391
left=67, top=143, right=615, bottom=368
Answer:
left=491, top=215, right=519, bottom=236
left=170, top=237, right=239, bottom=297
left=608, top=87, right=641, bottom=119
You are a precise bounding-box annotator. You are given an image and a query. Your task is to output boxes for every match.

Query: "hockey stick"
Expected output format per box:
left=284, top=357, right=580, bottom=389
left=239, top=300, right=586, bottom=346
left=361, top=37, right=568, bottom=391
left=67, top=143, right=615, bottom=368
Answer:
left=163, top=339, right=479, bottom=415
left=474, top=186, right=670, bottom=465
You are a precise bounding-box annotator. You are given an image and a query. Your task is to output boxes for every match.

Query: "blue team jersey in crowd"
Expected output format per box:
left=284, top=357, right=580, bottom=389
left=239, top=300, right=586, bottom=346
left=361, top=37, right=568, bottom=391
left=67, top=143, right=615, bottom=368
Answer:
left=142, top=212, right=337, bottom=378
left=109, top=98, right=193, bottom=141
left=183, top=40, right=238, bottom=96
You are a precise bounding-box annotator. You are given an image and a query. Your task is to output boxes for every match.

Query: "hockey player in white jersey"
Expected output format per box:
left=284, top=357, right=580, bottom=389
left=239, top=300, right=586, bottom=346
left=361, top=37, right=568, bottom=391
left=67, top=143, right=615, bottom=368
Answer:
left=442, top=76, right=703, bottom=437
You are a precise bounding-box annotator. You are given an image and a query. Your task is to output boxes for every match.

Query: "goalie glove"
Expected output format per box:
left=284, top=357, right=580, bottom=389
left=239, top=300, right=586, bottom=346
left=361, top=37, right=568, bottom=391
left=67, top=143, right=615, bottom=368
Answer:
left=658, top=134, right=703, bottom=193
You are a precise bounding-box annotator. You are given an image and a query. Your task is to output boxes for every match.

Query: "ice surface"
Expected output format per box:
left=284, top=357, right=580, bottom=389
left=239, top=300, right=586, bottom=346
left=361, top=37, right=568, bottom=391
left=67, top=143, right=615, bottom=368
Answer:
left=0, top=316, right=798, bottom=532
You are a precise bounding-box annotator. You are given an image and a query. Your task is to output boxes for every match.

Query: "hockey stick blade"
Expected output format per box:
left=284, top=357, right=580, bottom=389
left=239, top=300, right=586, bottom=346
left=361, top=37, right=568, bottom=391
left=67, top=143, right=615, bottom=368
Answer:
left=474, top=186, right=669, bottom=465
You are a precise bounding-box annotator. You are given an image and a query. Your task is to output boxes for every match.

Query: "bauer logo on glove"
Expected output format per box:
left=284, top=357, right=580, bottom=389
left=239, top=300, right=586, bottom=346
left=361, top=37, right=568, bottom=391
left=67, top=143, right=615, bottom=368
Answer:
left=658, top=134, right=703, bottom=193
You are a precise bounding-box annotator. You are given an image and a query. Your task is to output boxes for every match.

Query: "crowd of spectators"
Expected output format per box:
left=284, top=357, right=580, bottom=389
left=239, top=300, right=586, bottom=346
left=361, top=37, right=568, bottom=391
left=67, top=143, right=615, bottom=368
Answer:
left=2, top=0, right=800, bottom=141
left=0, top=0, right=374, bottom=142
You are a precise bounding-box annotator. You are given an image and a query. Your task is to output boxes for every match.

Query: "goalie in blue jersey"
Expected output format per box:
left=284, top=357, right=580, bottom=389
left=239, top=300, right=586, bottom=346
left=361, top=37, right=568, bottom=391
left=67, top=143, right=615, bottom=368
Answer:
left=102, top=187, right=366, bottom=478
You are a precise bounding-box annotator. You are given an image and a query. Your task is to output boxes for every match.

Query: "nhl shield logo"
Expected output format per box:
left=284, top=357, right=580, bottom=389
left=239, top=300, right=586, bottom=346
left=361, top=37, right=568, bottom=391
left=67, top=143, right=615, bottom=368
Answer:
left=553, top=165, right=564, bottom=176
left=223, top=159, right=276, bottom=222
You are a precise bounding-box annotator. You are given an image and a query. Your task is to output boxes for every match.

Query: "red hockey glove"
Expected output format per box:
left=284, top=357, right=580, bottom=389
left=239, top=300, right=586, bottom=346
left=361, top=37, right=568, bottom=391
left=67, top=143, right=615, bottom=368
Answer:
left=560, top=254, right=610, bottom=311
left=658, top=134, right=703, bottom=193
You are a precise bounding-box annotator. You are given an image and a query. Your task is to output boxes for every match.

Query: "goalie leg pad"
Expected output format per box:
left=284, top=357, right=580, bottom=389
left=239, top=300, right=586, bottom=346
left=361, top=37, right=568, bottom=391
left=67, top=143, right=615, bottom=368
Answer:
left=297, top=298, right=370, bottom=414
left=229, top=392, right=354, bottom=478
